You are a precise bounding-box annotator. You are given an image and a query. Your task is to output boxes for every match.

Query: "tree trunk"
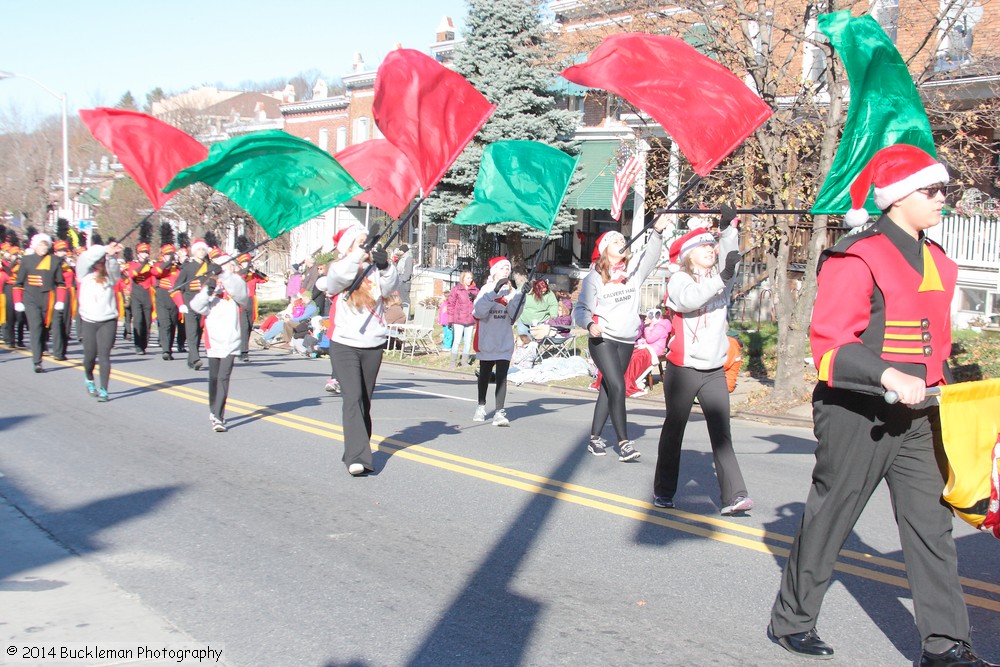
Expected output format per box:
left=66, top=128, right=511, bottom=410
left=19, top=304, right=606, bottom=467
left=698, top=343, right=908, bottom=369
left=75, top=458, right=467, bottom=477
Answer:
left=506, top=230, right=526, bottom=275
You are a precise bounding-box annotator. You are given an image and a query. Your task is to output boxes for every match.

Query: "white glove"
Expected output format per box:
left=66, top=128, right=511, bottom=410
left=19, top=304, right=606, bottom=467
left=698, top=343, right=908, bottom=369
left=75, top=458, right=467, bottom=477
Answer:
left=14, top=302, right=25, bottom=312
left=54, top=302, right=65, bottom=311
left=178, top=305, right=189, bottom=314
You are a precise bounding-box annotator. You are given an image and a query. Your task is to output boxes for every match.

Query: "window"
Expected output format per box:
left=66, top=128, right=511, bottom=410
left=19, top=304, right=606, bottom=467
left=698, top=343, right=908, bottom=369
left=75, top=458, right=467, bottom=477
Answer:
left=318, top=128, right=329, bottom=151
left=336, top=127, right=347, bottom=152
left=935, top=1, right=983, bottom=71
left=353, top=117, right=370, bottom=144
left=959, top=287, right=987, bottom=313
left=802, top=10, right=827, bottom=84
left=871, top=0, right=899, bottom=42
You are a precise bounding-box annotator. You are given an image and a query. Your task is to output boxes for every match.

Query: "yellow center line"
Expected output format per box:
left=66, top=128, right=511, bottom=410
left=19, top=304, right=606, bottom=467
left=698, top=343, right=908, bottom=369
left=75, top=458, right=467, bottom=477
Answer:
left=13, top=347, right=1000, bottom=610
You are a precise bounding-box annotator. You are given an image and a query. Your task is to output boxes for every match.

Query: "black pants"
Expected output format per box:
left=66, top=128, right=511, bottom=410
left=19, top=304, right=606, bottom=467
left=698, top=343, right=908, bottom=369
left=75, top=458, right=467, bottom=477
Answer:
left=51, top=306, right=70, bottom=358
left=771, top=385, right=969, bottom=653
left=477, top=359, right=510, bottom=409
left=183, top=308, right=203, bottom=365
left=3, top=285, right=26, bottom=345
left=653, top=362, right=747, bottom=503
left=122, top=300, right=132, bottom=340
left=131, top=290, right=153, bottom=351
left=23, top=296, right=54, bottom=365
left=239, top=304, right=253, bottom=355
left=81, top=318, right=116, bottom=390
left=329, top=342, right=383, bottom=471
left=588, top=337, right=633, bottom=443
left=208, top=355, right=236, bottom=420
left=155, top=290, right=178, bottom=353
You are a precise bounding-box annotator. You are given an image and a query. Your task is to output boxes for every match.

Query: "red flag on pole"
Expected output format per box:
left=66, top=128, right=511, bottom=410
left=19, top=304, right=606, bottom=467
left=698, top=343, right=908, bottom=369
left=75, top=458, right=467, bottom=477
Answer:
left=335, top=139, right=420, bottom=219
left=79, top=108, right=208, bottom=210
left=562, top=33, right=772, bottom=177
left=611, top=141, right=642, bottom=221
left=373, top=49, right=496, bottom=194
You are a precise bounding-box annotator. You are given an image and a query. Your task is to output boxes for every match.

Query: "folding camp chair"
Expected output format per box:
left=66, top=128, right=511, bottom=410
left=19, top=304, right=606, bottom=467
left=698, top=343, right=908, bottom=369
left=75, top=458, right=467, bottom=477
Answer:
left=530, top=324, right=576, bottom=363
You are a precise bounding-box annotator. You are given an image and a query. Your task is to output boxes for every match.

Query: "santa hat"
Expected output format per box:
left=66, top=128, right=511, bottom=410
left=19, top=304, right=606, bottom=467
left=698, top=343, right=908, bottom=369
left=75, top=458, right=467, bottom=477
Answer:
left=488, top=256, right=511, bottom=276
left=190, top=238, right=210, bottom=254
left=845, top=144, right=949, bottom=228
left=136, top=242, right=151, bottom=253
left=333, top=222, right=365, bottom=255
left=668, top=228, right=716, bottom=267
left=30, top=233, right=52, bottom=249
left=591, top=231, right=625, bottom=262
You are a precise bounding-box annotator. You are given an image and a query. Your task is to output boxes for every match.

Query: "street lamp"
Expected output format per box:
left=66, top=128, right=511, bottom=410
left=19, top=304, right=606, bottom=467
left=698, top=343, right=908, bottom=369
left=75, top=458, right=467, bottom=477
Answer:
left=0, top=70, right=71, bottom=226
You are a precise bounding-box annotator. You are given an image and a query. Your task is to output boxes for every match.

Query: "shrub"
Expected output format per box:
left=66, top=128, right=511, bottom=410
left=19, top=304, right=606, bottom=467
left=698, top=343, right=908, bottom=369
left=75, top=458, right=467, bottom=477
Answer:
left=950, top=329, right=1000, bottom=381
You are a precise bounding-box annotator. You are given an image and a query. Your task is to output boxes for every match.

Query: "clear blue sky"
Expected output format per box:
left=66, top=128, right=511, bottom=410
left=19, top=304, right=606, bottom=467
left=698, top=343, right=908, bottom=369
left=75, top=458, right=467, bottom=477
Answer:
left=1, top=0, right=467, bottom=125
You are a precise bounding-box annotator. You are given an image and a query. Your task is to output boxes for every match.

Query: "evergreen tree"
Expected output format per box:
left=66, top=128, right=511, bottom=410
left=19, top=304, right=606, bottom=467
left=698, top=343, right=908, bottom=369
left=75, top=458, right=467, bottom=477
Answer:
left=423, top=0, right=581, bottom=272
left=116, top=91, right=139, bottom=111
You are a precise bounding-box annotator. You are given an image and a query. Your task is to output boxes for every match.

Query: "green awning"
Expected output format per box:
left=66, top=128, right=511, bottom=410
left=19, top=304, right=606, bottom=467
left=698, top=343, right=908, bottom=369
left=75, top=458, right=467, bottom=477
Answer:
left=565, top=140, right=618, bottom=210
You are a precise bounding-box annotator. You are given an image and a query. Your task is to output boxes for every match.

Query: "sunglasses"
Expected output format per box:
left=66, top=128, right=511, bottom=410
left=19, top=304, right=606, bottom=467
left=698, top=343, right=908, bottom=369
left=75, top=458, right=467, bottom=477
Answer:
left=915, top=183, right=949, bottom=197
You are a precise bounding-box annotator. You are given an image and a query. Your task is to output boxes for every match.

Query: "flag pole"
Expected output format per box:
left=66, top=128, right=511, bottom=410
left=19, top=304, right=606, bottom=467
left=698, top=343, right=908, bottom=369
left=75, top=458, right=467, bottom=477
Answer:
left=169, top=234, right=279, bottom=294
left=115, top=209, right=157, bottom=245
left=508, top=237, right=554, bottom=325
left=623, top=174, right=702, bottom=251
left=343, top=195, right=426, bottom=298
left=655, top=207, right=813, bottom=215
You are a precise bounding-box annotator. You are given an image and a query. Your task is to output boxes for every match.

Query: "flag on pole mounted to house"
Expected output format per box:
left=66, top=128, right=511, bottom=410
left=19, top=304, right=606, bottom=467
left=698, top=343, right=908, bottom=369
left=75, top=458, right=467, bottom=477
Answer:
left=373, top=48, right=496, bottom=195
left=335, top=139, right=420, bottom=220
left=811, top=11, right=937, bottom=218
left=453, top=141, right=579, bottom=233
left=163, top=130, right=363, bottom=238
left=80, top=108, right=208, bottom=210
left=936, top=378, right=1000, bottom=539
left=611, top=140, right=643, bottom=221
left=561, top=33, right=772, bottom=177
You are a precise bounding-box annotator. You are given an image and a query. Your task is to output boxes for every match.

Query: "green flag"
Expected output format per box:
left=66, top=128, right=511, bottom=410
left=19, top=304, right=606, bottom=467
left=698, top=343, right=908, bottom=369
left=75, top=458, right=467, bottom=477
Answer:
left=811, top=12, right=936, bottom=216
left=453, top=140, right=579, bottom=233
left=164, top=130, right=363, bottom=237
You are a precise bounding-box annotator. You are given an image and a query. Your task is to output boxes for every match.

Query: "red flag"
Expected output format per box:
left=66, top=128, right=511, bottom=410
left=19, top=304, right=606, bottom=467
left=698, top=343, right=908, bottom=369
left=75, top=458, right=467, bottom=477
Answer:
left=562, top=33, right=772, bottom=177
left=335, top=139, right=420, bottom=219
left=80, top=108, right=208, bottom=210
left=611, top=141, right=642, bottom=221
left=373, top=49, right=496, bottom=194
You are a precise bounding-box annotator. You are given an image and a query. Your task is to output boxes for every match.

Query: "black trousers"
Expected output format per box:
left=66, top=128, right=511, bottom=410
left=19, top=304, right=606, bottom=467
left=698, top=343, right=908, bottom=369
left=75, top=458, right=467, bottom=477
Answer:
left=81, top=318, right=116, bottom=390
left=155, top=290, right=179, bottom=353
left=329, top=342, right=383, bottom=472
left=23, top=296, right=54, bottom=365
left=51, top=306, right=70, bottom=358
left=477, top=359, right=510, bottom=409
left=183, top=307, right=203, bottom=365
left=653, top=362, right=747, bottom=503
left=208, top=355, right=236, bottom=420
left=239, top=304, right=253, bottom=355
left=3, top=285, right=26, bottom=345
left=589, top=337, right=634, bottom=443
left=770, top=385, right=969, bottom=653
left=131, top=289, right=153, bottom=351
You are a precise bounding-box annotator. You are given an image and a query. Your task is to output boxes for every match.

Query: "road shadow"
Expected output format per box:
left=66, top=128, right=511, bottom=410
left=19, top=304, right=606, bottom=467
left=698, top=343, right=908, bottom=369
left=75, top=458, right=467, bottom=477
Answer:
left=110, top=377, right=204, bottom=400
left=0, top=414, right=39, bottom=433
left=403, top=424, right=589, bottom=666
left=753, top=433, right=818, bottom=455
left=0, top=482, right=184, bottom=582
left=372, top=420, right=463, bottom=472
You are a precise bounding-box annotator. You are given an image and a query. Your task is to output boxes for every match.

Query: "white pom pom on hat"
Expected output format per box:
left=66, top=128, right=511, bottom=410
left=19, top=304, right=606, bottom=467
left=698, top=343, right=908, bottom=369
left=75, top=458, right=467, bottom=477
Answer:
left=333, top=222, right=365, bottom=255
left=845, top=144, right=949, bottom=227
left=488, top=256, right=511, bottom=276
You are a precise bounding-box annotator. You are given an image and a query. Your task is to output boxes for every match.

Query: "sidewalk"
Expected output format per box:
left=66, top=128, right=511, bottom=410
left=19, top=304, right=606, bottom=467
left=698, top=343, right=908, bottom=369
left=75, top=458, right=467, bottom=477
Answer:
left=0, top=498, right=225, bottom=666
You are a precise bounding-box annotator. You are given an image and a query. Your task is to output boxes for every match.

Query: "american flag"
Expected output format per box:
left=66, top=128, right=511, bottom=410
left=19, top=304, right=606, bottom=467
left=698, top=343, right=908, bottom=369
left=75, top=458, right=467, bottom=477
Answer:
left=611, top=140, right=642, bottom=221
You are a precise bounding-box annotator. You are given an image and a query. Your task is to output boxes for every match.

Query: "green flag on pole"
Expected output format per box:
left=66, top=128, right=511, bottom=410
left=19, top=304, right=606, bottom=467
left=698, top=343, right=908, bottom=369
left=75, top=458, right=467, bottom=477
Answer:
left=453, top=140, right=579, bottom=233
left=811, top=11, right=936, bottom=217
left=164, top=130, right=364, bottom=238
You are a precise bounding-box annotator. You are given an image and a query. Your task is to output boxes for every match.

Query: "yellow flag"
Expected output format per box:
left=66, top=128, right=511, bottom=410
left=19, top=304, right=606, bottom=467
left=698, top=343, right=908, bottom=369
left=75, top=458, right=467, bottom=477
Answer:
left=938, top=378, right=1000, bottom=537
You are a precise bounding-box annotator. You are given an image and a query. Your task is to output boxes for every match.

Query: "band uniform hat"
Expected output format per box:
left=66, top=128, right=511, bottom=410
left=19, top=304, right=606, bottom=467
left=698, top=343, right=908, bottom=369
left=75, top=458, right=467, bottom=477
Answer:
left=160, top=243, right=176, bottom=255
left=136, top=242, right=151, bottom=253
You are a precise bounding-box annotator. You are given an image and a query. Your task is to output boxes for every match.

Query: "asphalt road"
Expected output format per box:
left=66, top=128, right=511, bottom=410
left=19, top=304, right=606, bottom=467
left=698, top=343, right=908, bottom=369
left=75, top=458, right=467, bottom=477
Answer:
left=1, top=343, right=998, bottom=666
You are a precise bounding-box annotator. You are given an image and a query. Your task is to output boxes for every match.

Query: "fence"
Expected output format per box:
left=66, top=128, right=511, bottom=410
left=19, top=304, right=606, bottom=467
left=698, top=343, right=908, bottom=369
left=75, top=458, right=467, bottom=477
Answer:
left=932, top=214, right=1000, bottom=269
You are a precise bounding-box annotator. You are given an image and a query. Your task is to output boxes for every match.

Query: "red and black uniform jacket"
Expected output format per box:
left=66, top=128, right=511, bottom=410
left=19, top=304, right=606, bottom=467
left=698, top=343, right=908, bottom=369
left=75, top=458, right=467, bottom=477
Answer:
left=172, top=259, right=213, bottom=309
left=811, top=216, right=956, bottom=394
left=128, top=259, right=155, bottom=303
left=13, top=252, right=67, bottom=326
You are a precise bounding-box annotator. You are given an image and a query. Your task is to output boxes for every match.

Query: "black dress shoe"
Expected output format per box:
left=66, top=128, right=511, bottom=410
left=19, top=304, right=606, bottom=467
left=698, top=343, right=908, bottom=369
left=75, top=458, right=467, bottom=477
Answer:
left=920, top=642, right=999, bottom=667
left=33, top=363, right=43, bottom=373
left=770, top=625, right=834, bottom=660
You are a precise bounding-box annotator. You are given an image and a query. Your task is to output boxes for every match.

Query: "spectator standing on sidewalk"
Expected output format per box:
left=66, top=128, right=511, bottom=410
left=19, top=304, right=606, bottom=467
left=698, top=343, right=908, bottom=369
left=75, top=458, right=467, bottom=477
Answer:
left=471, top=257, right=526, bottom=427
left=324, top=223, right=398, bottom=476
left=446, top=270, right=478, bottom=368
left=652, top=209, right=752, bottom=515
left=574, top=216, right=667, bottom=462
left=395, top=244, right=414, bottom=310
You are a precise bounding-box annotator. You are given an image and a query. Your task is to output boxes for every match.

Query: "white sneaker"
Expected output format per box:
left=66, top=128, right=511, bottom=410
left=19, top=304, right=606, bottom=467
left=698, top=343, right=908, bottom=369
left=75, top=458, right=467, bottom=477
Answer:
left=325, top=378, right=341, bottom=394
left=473, top=404, right=488, bottom=421
left=348, top=463, right=365, bottom=476
left=211, top=415, right=227, bottom=433
left=721, top=496, right=754, bottom=515
left=492, top=408, right=509, bottom=427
